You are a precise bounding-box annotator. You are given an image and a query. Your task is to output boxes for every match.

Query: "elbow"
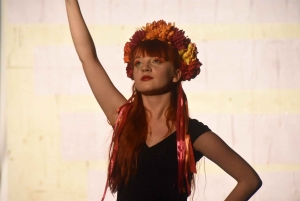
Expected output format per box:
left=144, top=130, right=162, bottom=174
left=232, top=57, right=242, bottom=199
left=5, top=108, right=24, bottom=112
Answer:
left=249, top=176, right=263, bottom=192
left=256, top=177, right=263, bottom=190
left=239, top=174, right=262, bottom=193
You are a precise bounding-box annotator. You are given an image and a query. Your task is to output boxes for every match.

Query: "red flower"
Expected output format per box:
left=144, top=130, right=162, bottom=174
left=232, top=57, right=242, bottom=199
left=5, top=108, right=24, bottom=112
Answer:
left=129, top=30, right=146, bottom=49
left=126, top=64, right=133, bottom=79
left=171, top=28, right=188, bottom=50
left=180, top=60, right=202, bottom=81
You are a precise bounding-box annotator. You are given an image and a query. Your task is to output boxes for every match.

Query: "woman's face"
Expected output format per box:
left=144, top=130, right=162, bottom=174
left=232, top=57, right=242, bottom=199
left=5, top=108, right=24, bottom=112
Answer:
left=133, top=54, right=181, bottom=95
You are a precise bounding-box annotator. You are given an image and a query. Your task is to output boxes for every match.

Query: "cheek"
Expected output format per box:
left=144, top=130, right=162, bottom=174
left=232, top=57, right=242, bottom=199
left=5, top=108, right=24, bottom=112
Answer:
left=132, top=68, right=138, bottom=80
left=162, top=68, right=175, bottom=80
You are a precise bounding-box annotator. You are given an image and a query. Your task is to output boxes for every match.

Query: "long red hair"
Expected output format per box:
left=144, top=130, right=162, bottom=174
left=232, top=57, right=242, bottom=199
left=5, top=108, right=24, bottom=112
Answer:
left=108, top=39, right=188, bottom=193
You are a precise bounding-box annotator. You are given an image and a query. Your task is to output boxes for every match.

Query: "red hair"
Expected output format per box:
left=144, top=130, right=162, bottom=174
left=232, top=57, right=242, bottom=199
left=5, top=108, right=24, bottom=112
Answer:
left=131, top=39, right=181, bottom=69
left=108, top=39, right=189, bottom=193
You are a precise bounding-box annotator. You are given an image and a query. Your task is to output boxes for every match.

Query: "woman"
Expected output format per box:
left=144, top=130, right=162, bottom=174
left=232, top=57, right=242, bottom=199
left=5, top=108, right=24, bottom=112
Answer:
left=65, top=0, right=262, bottom=200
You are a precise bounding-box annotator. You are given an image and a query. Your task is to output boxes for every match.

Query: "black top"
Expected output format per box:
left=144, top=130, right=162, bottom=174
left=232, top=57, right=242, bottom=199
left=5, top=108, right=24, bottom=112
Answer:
left=117, top=119, right=211, bottom=201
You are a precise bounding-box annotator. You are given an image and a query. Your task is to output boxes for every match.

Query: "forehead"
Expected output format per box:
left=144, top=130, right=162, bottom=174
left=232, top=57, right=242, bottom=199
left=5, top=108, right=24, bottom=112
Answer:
left=130, top=40, right=181, bottom=67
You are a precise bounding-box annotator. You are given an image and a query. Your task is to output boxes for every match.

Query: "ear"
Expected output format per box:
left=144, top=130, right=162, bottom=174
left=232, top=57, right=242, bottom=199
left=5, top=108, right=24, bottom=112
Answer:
left=172, top=68, right=181, bottom=83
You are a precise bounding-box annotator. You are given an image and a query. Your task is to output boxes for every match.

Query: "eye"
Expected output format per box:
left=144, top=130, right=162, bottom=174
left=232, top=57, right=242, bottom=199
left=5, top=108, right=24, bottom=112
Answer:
left=134, top=60, right=141, bottom=67
left=153, top=58, right=165, bottom=64
left=154, top=59, right=161, bottom=64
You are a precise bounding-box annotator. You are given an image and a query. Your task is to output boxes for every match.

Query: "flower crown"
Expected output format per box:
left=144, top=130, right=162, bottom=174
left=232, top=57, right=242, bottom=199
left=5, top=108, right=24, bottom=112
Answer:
left=124, top=20, right=202, bottom=81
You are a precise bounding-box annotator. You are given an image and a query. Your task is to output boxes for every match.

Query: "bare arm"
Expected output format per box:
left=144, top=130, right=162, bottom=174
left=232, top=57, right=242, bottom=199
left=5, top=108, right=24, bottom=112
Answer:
left=65, top=0, right=127, bottom=125
left=194, top=132, right=262, bottom=200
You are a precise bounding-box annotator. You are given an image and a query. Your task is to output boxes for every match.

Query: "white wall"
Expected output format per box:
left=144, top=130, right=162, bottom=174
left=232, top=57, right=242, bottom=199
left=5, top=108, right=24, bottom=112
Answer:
left=1, top=0, right=300, bottom=200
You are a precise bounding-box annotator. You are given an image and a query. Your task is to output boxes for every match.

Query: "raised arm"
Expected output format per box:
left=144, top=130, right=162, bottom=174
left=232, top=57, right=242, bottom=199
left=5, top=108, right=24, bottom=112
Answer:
left=65, top=0, right=127, bottom=125
left=194, top=131, right=262, bottom=200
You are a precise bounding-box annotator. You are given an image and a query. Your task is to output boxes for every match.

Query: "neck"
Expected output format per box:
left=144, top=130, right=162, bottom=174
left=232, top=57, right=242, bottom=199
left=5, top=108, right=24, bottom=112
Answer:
left=141, top=92, right=172, bottom=121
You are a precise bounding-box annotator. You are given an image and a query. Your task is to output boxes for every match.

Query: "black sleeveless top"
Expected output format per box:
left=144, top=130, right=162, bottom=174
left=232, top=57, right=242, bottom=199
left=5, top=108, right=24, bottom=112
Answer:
left=117, top=119, right=211, bottom=201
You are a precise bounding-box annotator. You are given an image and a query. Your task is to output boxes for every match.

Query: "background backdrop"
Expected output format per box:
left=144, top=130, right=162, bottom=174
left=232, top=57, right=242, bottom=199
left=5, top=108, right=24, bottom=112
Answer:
left=1, top=0, right=300, bottom=200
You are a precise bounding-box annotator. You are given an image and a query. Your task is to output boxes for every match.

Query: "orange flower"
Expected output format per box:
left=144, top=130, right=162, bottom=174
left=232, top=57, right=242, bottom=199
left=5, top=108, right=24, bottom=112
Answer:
left=144, top=20, right=174, bottom=42
left=123, top=42, right=131, bottom=63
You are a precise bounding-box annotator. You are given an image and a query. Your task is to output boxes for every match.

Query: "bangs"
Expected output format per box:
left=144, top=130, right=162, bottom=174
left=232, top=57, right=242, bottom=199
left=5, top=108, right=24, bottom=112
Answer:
left=131, top=39, right=181, bottom=69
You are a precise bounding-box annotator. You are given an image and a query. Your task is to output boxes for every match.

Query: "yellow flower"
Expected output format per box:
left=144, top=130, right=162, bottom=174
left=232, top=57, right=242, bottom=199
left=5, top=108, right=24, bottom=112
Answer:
left=181, top=43, right=197, bottom=65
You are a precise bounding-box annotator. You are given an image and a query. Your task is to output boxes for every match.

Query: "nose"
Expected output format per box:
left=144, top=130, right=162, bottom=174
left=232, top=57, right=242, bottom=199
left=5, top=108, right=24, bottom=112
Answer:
left=141, top=62, right=151, bottom=72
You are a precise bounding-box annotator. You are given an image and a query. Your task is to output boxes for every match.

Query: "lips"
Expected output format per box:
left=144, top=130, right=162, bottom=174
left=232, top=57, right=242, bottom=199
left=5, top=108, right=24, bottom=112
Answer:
left=141, top=75, right=153, bottom=81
